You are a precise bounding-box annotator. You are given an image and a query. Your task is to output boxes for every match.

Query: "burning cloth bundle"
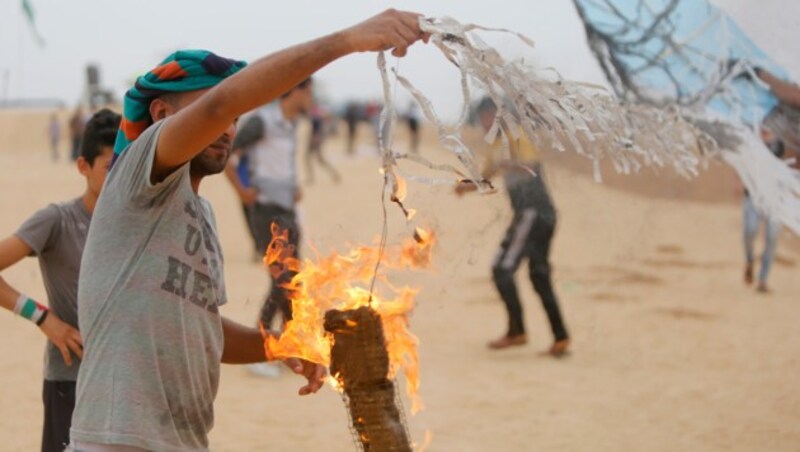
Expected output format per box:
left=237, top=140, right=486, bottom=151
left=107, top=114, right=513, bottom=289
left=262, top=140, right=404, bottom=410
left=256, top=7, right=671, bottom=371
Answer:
left=261, top=225, right=435, bottom=450
left=325, top=306, right=412, bottom=451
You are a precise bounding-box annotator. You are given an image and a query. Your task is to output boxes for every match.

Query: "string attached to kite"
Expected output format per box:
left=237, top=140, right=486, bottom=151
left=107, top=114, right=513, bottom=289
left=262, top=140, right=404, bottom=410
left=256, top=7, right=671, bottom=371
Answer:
left=368, top=54, right=402, bottom=303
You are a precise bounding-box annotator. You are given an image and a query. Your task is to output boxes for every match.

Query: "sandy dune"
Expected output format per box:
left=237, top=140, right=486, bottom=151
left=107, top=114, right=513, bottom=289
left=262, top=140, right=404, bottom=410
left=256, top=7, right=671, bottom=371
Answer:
left=0, top=109, right=798, bottom=451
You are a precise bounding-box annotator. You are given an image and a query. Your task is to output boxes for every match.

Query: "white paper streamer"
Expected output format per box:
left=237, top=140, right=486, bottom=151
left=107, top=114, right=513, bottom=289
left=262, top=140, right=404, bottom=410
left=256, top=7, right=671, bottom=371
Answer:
left=374, top=16, right=799, bottom=234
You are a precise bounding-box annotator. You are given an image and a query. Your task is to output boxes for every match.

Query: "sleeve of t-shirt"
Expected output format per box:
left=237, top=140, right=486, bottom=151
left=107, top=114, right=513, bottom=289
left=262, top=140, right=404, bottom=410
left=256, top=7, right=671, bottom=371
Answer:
left=107, top=119, right=190, bottom=205
left=14, top=204, right=61, bottom=257
left=232, top=115, right=265, bottom=151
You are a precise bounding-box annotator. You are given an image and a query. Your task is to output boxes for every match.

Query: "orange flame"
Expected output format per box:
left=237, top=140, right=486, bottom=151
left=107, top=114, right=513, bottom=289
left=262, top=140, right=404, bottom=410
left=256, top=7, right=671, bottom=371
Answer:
left=414, top=430, right=434, bottom=452
left=262, top=223, right=436, bottom=413
left=394, top=173, right=408, bottom=202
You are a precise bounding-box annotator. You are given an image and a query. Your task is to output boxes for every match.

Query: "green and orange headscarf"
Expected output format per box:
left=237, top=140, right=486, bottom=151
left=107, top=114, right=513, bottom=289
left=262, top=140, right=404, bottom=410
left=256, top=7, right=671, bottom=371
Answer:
left=113, top=49, right=246, bottom=160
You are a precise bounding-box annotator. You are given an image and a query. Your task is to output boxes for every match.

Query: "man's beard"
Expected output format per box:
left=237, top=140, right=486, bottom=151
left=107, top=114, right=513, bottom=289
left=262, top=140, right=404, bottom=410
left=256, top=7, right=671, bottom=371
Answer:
left=190, top=138, right=230, bottom=176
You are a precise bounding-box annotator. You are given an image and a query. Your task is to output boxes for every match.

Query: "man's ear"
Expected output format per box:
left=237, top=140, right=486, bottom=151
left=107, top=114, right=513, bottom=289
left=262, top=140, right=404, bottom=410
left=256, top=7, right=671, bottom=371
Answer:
left=76, top=156, right=90, bottom=176
left=149, top=97, right=171, bottom=121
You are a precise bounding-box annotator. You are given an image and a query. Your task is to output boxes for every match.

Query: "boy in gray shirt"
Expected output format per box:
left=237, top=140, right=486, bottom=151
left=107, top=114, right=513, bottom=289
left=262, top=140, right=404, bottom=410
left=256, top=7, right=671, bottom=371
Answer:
left=0, top=109, right=120, bottom=452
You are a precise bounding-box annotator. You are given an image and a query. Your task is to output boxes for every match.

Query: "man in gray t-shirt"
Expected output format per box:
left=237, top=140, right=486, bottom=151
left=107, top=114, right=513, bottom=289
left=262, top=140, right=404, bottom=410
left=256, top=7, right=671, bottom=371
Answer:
left=73, top=119, right=232, bottom=450
left=0, top=109, right=119, bottom=452
left=70, top=13, right=424, bottom=450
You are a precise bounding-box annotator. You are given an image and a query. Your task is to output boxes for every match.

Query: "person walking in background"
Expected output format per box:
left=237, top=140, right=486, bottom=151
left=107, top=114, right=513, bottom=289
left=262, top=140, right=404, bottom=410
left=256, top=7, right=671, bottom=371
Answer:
left=405, top=101, right=421, bottom=154
left=0, top=109, right=119, bottom=451
left=226, top=78, right=314, bottom=377
left=68, top=106, right=86, bottom=161
left=305, top=104, right=341, bottom=184
left=734, top=65, right=800, bottom=292
left=456, top=97, right=569, bottom=357
left=47, top=113, right=61, bottom=162
left=742, top=130, right=786, bottom=293
left=344, top=102, right=360, bottom=155
left=365, top=100, right=383, bottom=151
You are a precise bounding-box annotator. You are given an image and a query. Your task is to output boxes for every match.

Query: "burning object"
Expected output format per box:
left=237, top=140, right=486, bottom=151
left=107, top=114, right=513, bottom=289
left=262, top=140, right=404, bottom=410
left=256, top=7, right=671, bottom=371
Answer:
left=261, top=225, right=435, bottom=449
left=325, top=306, right=412, bottom=452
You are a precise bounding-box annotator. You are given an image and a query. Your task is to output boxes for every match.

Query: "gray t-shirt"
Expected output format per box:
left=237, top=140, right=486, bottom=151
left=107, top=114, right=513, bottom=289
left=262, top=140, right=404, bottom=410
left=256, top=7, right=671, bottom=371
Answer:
left=71, top=120, right=227, bottom=451
left=15, top=198, right=90, bottom=381
left=235, top=102, right=299, bottom=210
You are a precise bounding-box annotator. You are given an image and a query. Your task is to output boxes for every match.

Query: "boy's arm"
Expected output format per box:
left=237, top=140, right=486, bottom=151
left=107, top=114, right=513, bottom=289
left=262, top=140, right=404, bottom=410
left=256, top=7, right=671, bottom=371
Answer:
left=0, top=236, right=33, bottom=312
left=0, top=236, right=83, bottom=366
left=153, top=9, right=425, bottom=177
left=221, top=317, right=325, bottom=395
left=757, top=68, right=800, bottom=107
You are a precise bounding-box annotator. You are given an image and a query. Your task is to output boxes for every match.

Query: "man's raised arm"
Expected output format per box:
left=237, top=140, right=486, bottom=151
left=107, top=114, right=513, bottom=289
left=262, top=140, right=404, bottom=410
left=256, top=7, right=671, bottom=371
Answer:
left=153, top=9, right=426, bottom=176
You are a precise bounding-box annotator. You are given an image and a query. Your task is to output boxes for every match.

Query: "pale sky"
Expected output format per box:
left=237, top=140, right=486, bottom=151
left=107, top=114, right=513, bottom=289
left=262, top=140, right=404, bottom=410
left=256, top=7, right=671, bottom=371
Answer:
left=1, top=0, right=797, bottom=118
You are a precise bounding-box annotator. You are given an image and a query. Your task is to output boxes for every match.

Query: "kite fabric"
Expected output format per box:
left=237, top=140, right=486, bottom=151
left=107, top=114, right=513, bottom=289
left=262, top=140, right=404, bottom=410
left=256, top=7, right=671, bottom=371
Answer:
left=573, top=0, right=800, bottom=232
left=573, top=0, right=789, bottom=125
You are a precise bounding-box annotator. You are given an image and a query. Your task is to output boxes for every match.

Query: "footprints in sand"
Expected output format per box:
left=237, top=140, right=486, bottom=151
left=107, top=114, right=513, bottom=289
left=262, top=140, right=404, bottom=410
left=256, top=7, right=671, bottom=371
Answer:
left=655, top=244, right=683, bottom=255
left=592, top=266, right=665, bottom=285
left=645, top=243, right=732, bottom=269
left=591, top=298, right=718, bottom=323
left=653, top=307, right=717, bottom=322
left=589, top=292, right=635, bottom=303
left=773, top=255, right=797, bottom=268
left=582, top=242, right=727, bottom=302
left=643, top=258, right=731, bottom=269
left=577, top=267, right=662, bottom=304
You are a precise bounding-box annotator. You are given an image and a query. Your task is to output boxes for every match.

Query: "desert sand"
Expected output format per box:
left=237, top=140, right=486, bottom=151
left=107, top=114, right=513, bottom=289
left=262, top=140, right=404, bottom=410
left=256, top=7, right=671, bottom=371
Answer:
left=0, top=109, right=798, bottom=451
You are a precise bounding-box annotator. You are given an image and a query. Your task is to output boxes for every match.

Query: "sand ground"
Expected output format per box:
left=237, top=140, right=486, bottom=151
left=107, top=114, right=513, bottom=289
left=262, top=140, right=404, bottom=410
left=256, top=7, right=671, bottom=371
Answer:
left=0, top=110, right=798, bottom=451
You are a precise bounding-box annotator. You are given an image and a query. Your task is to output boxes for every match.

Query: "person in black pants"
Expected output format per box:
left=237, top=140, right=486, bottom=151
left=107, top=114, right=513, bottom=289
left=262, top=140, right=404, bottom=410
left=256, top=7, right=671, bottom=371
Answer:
left=305, top=106, right=341, bottom=184
left=226, top=80, right=314, bottom=379
left=456, top=97, right=569, bottom=356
